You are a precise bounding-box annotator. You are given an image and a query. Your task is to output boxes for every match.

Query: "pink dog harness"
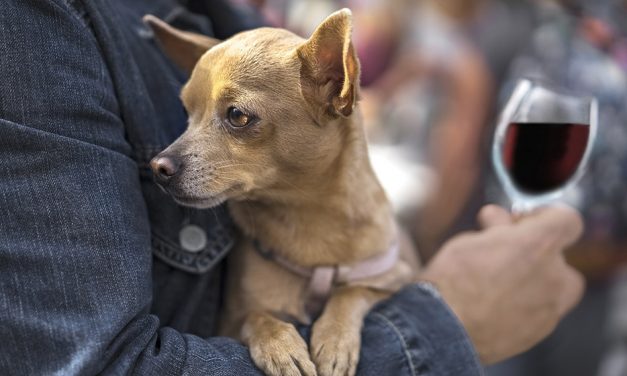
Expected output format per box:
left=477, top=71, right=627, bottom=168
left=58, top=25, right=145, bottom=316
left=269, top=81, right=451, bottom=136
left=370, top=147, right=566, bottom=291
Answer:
left=254, top=239, right=400, bottom=318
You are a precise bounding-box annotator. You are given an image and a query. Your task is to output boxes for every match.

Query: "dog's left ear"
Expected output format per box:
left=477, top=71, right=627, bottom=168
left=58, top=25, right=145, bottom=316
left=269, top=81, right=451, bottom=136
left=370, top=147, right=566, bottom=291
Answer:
left=297, top=9, right=360, bottom=118
left=143, top=15, right=221, bottom=74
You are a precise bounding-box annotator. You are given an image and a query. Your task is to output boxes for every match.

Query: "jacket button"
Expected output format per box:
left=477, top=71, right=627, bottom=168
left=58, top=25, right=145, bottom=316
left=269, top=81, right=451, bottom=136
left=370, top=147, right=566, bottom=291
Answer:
left=179, top=224, right=207, bottom=253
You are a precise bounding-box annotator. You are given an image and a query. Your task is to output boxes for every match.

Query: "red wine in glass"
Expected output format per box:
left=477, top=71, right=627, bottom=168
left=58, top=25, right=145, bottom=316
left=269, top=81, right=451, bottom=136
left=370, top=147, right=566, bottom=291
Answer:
left=502, top=122, right=590, bottom=194
left=493, top=79, right=597, bottom=213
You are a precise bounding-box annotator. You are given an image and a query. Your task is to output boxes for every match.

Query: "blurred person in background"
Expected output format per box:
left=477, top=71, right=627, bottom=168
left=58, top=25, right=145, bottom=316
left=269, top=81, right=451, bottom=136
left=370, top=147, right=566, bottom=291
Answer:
left=358, top=0, right=495, bottom=258
left=486, top=0, right=627, bottom=375
left=252, top=0, right=404, bottom=84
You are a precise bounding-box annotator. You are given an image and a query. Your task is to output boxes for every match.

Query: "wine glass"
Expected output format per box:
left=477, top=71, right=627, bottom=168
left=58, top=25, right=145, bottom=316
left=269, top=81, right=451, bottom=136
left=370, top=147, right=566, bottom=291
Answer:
left=492, top=79, right=598, bottom=213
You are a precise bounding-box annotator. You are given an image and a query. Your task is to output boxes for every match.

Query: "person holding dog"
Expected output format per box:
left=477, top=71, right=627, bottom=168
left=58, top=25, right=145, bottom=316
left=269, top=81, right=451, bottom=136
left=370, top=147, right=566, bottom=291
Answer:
left=0, top=0, right=583, bottom=375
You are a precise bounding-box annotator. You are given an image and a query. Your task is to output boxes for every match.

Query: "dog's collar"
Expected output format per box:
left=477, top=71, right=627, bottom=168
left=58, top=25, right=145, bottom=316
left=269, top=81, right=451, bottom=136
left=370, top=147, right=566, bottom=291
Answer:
left=253, top=238, right=400, bottom=318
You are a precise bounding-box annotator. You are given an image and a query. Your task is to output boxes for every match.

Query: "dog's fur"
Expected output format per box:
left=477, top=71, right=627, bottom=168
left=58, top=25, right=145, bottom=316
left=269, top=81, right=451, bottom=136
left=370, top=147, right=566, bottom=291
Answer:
left=146, top=10, right=420, bottom=376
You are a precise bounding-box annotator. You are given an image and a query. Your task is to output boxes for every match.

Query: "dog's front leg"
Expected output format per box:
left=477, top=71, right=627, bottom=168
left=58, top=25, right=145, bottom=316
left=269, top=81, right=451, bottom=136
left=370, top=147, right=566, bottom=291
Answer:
left=310, top=287, right=389, bottom=376
left=242, top=311, right=317, bottom=376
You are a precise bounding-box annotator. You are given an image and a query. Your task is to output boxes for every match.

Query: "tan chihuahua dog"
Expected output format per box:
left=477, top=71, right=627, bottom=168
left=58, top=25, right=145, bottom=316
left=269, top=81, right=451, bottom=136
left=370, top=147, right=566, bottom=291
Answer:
left=146, top=10, right=419, bottom=376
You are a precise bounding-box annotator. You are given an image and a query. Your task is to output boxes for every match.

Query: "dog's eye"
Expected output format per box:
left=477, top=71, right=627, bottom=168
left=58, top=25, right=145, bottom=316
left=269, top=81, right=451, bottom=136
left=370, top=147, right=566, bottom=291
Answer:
left=227, top=106, right=253, bottom=128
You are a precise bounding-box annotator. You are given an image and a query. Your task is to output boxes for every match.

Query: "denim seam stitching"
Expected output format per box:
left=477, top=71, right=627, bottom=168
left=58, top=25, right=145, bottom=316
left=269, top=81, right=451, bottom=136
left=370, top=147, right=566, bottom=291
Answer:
left=151, top=232, right=232, bottom=275
left=52, top=0, right=91, bottom=31
left=371, top=311, right=419, bottom=376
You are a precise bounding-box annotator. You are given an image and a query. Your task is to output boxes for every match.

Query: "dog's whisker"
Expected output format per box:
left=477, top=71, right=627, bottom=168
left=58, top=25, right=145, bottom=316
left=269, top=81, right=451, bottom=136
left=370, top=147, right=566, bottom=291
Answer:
left=212, top=163, right=267, bottom=170
left=208, top=176, right=241, bottom=185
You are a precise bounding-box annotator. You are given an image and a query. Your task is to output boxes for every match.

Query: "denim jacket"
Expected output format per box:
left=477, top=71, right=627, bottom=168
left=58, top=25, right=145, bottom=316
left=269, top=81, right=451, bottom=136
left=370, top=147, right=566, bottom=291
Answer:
left=0, top=0, right=482, bottom=375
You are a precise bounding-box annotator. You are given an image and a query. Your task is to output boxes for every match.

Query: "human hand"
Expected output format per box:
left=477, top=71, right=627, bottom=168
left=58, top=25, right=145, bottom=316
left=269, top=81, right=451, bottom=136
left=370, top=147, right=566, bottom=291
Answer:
left=419, top=205, right=585, bottom=364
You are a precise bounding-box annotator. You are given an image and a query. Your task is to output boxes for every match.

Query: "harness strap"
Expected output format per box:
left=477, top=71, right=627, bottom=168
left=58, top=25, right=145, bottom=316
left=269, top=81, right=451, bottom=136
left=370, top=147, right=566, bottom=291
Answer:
left=254, top=239, right=400, bottom=317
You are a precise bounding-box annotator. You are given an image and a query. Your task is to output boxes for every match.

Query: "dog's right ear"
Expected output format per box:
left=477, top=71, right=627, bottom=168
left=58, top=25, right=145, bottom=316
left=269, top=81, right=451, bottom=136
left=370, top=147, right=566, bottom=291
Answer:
left=143, top=15, right=220, bottom=74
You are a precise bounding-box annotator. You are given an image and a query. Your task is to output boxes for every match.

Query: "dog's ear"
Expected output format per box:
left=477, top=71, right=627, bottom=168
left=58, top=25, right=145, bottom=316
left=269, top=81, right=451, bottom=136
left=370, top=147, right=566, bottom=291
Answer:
left=297, top=8, right=360, bottom=118
left=143, top=15, right=220, bottom=74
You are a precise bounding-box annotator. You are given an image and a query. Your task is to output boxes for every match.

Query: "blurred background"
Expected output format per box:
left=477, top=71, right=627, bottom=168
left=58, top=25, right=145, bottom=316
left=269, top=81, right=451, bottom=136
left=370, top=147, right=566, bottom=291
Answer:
left=228, top=0, right=627, bottom=374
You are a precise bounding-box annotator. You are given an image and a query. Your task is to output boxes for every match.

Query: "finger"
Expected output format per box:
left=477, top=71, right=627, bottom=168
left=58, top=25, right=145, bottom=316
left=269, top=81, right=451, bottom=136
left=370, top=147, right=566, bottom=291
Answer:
left=516, top=205, right=584, bottom=254
left=478, top=205, right=513, bottom=229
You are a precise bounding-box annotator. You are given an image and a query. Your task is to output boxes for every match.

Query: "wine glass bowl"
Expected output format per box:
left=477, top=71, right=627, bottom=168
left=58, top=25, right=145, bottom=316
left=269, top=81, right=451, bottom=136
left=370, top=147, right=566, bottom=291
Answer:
left=492, top=79, right=598, bottom=213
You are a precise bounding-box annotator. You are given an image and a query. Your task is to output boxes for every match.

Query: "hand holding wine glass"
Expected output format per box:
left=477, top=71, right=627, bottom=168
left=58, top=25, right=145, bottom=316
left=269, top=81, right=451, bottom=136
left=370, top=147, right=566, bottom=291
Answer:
left=421, top=204, right=585, bottom=364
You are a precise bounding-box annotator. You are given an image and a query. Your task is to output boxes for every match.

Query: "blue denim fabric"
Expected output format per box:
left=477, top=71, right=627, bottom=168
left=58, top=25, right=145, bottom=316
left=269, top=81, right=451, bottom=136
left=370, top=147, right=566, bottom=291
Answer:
left=0, top=0, right=483, bottom=375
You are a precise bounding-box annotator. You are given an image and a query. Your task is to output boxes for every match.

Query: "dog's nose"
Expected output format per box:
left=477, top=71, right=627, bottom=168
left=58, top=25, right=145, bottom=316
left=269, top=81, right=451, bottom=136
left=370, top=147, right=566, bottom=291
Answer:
left=150, top=156, right=181, bottom=182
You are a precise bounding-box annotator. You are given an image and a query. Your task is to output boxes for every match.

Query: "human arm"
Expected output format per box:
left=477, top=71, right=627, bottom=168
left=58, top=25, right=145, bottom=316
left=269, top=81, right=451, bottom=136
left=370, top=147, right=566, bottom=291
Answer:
left=416, top=47, right=494, bottom=256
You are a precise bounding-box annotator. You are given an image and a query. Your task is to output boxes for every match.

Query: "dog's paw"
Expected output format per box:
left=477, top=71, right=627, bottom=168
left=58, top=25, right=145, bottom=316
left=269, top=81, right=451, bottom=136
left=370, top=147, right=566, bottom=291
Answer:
left=310, top=317, right=361, bottom=376
left=248, top=321, right=317, bottom=376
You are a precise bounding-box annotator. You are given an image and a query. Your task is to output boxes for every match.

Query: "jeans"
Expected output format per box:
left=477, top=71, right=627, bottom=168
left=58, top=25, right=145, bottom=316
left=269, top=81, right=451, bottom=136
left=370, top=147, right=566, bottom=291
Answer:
left=0, top=0, right=483, bottom=375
